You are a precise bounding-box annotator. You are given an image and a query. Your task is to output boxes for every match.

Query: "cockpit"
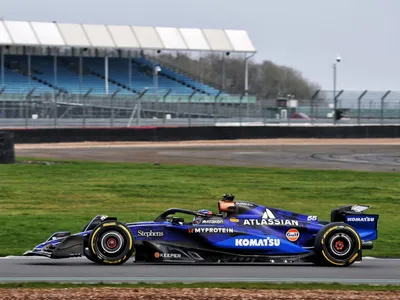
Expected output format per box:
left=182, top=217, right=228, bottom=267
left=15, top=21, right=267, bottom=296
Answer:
left=154, top=208, right=224, bottom=225
left=153, top=194, right=251, bottom=225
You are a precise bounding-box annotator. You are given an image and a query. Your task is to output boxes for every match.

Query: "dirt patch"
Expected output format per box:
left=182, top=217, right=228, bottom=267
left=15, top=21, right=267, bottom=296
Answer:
left=0, top=287, right=399, bottom=300
left=15, top=138, right=400, bottom=150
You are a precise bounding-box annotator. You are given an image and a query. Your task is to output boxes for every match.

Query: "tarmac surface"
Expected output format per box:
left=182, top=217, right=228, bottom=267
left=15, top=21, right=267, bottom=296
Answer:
left=0, top=257, right=399, bottom=284
left=16, top=139, right=400, bottom=172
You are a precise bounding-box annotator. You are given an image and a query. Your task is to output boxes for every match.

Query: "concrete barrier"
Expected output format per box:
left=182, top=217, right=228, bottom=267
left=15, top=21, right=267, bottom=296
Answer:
left=3, top=125, right=399, bottom=144
left=0, top=131, right=15, bottom=163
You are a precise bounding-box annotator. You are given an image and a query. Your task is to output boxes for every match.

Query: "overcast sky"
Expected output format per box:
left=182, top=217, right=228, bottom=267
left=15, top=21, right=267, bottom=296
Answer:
left=2, top=0, right=399, bottom=91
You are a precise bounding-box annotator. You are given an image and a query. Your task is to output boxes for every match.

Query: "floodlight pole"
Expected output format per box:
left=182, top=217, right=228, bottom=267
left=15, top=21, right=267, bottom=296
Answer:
left=53, top=53, right=58, bottom=127
left=0, top=47, right=4, bottom=120
left=332, top=56, right=341, bottom=125
left=105, top=55, right=109, bottom=95
left=333, top=63, right=337, bottom=125
left=153, top=66, right=161, bottom=97
left=79, top=53, right=83, bottom=93
left=128, top=53, right=132, bottom=89
left=79, top=52, right=84, bottom=126
left=0, top=47, right=4, bottom=88
left=222, top=54, right=225, bottom=91
left=53, top=54, right=58, bottom=87
left=27, top=53, right=31, bottom=89
left=244, top=53, right=255, bottom=96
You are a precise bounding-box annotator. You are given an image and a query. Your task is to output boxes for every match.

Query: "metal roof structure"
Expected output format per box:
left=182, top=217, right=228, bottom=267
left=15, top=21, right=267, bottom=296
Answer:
left=0, top=20, right=256, bottom=53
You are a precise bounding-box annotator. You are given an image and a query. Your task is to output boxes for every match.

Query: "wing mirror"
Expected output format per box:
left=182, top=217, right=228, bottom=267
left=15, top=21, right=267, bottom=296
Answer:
left=46, top=231, right=71, bottom=242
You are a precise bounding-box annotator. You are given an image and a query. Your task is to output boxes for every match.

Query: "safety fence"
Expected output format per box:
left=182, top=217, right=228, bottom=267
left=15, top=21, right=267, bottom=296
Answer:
left=0, top=90, right=399, bottom=128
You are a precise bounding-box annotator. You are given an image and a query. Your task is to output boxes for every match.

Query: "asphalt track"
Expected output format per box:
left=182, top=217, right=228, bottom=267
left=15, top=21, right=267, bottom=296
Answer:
left=15, top=139, right=400, bottom=172
left=6, top=139, right=400, bottom=284
left=0, top=257, right=399, bottom=284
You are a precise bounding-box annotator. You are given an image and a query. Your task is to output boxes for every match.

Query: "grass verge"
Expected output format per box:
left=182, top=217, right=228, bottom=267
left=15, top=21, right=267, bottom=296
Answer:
left=0, top=282, right=399, bottom=291
left=0, top=158, right=399, bottom=256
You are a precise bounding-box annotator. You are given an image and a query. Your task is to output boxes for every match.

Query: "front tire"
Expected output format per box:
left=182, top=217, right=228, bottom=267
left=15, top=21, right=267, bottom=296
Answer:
left=87, top=221, right=134, bottom=265
left=84, top=247, right=103, bottom=264
left=314, top=222, right=361, bottom=267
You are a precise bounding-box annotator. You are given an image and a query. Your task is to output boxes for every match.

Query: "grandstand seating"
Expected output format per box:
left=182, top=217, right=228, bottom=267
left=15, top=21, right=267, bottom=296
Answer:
left=1, top=55, right=223, bottom=96
left=134, top=57, right=221, bottom=96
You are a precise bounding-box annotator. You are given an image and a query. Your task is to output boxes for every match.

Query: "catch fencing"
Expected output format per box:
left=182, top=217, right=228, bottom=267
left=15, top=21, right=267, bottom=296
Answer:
left=0, top=90, right=399, bottom=128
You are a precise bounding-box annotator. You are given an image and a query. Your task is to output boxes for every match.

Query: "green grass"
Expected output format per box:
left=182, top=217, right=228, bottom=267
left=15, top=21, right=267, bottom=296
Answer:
left=0, top=282, right=399, bottom=291
left=0, top=158, right=399, bottom=257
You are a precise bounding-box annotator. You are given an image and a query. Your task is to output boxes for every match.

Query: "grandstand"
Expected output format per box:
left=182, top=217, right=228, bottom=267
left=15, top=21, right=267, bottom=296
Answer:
left=0, top=20, right=258, bottom=126
left=0, top=21, right=256, bottom=97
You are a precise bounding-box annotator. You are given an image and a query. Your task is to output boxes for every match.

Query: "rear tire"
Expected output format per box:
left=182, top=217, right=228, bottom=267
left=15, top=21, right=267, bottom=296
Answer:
left=87, top=221, right=134, bottom=265
left=314, top=222, right=361, bottom=267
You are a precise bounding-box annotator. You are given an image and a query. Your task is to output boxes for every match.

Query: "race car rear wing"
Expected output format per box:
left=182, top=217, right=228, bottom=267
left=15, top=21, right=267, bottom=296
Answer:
left=331, top=204, right=379, bottom=245
left=331, top=204, right=373, bottom=222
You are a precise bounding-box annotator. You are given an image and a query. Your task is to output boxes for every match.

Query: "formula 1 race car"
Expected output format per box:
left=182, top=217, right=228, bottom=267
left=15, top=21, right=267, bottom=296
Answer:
left=24, top=194, right=379, bottom=267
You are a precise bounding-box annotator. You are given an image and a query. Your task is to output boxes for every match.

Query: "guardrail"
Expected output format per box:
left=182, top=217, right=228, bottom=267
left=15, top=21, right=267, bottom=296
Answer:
left=5, top=125, right=400, bottom=144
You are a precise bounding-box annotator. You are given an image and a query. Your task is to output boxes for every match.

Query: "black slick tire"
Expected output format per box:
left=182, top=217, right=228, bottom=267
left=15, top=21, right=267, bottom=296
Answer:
left=87, top=221, right=134, bottom=265
left=314, top=222, right=361, bottom=267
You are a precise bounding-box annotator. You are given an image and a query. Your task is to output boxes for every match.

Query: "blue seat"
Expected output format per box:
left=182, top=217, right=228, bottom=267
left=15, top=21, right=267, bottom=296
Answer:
left=1, top=55, right=224, bottom=96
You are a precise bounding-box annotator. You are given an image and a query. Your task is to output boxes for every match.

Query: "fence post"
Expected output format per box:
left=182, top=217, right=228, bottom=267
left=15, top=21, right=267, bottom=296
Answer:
left=163, top=89, right=172, bottom=126
left=262, top=93, right=271, bottom=126
left=310, top=90, right=320, bottom=126
left=25, top=88, right=36, bottom=129
left=261, top=98, right=266, bottom=126
left=110, top=88, right=121, bottom=127
left=380, top=90, right=391, bottom=125
left=136, top=89, right=149, bottom=126
left=188, top=91, right=196, bottom=127
left=127, top=88, right=148, bottom=127
left=333, top=90, right=344, bottom=125
left=239, top=93, right=244, bottom=126
left=357, top=90, right=368, bottom=125
left=54, top=90, right=62, bottom=128
left=214, top=91, right=221, bottom=125
left=82, top=88, right=93, bottom=127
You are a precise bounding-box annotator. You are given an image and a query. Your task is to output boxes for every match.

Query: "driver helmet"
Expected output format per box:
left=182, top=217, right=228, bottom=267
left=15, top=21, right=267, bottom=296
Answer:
left=193, top=209, right=213, bottom=224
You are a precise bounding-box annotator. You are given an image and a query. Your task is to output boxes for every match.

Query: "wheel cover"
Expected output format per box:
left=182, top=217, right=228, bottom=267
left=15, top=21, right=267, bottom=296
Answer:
left=326, top=232, right=354, bottom=260
left=330, top=233, right=352, bottom=256
left=100, top=231, right=124, bottom=254
left=94, top=228, right=128, bottom=259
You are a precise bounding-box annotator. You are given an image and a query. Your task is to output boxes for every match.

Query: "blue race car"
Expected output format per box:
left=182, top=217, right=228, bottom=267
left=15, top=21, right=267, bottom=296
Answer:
left=24, top=194, right=379, bottom=267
